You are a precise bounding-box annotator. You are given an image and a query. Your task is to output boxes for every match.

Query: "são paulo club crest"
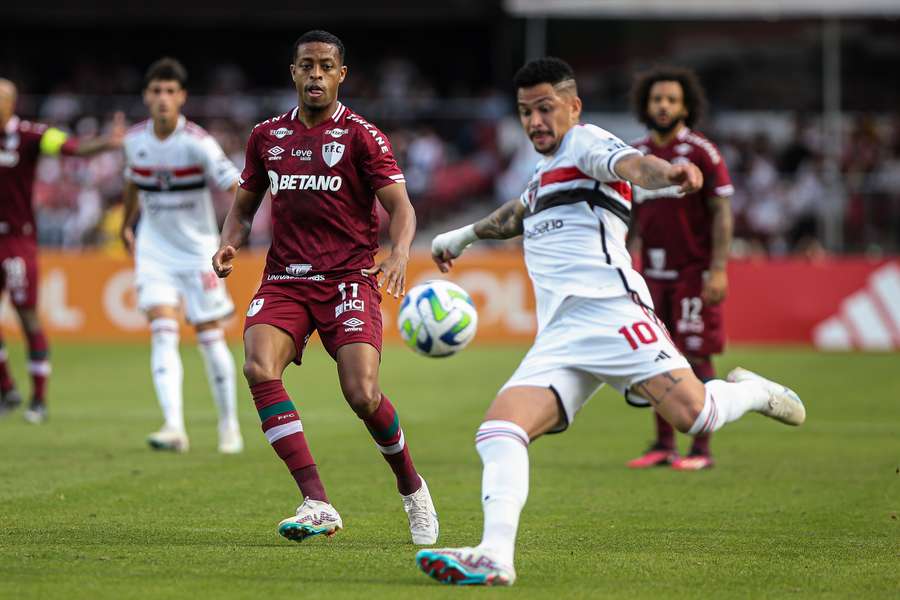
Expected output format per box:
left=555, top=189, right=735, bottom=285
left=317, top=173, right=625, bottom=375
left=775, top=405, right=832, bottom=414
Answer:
left=322, top=141, right=345, bottom=167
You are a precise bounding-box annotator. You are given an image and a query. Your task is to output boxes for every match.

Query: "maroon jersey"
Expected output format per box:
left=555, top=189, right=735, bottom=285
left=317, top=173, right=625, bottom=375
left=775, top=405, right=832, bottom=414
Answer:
left=0, top=116, right=51, bottom=239
left=631, top=128, right=733, bottom=279
left=240, top=102, right=405, bottom=281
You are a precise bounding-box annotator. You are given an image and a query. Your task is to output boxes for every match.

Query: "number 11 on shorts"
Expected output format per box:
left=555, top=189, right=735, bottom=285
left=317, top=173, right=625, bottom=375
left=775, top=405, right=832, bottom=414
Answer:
left=618, top=321, right=658, bottom=351
left=338, top=282, right=359, bottom=300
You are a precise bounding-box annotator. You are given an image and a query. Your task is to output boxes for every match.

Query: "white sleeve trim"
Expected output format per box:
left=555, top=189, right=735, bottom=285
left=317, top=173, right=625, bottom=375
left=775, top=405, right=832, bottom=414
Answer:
left=714, top=184, right=735, bottom=197
left=606, top=147, right=642, bottom=180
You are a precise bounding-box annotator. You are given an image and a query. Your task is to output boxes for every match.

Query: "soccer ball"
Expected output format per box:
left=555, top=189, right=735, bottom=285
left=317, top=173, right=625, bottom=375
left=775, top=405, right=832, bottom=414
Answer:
left=397, top=280, right=478, bottom=357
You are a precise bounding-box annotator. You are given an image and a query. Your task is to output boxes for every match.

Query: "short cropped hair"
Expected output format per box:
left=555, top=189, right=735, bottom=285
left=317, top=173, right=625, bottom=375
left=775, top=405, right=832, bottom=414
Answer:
left=144, top=57, right=188, bottom=89
left=293, top=30, right=346, bottom=63
left=630, top=66, right=707, bottom=128
left=513, top=57, right=576, bottom=90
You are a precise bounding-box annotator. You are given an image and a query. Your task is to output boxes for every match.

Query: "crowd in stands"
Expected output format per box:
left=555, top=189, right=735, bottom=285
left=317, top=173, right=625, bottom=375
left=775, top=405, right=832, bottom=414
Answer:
left=15, top=59, right=900, bottom=256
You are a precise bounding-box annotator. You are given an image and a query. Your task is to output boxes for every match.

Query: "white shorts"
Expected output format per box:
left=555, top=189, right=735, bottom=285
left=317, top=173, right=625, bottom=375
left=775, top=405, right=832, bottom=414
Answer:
left=135, top=261, right=234, bottom=324
left=499, top=292, right=690, bottom=432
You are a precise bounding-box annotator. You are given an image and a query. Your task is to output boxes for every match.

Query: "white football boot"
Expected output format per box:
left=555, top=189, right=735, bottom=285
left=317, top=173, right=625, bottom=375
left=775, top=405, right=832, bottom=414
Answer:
left=147, top=426, right=190, bottom=453
left=278, top=497, right=343, bottom=542
left=402, top=477, right=439, bottom=545
left=217, top=426, right=244, bottom=454
left=416, top=546, right=516, bottom=586
left=22, top=402, right=47, bottom=425
left=727, top=367, right=806, bottom=426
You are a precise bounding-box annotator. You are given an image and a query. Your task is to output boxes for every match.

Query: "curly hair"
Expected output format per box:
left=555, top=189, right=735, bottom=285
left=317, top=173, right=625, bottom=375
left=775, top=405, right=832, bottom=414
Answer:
left=630, top=66, right=707, bottom=128
left=513, top=57, right=576, bottom=90
left=144, top=57, right=188, bottom=89
left=293, top=30, right=345, bottom=64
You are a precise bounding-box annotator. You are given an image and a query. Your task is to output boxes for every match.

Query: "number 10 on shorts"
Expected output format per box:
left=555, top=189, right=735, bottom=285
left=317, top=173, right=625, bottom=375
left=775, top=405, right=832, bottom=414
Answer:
left=618, top=321, right=658, bottom=351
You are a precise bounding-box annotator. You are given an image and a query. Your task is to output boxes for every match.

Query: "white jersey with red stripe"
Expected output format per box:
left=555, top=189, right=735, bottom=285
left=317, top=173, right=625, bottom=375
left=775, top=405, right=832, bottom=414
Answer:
left=518, top=123, right=645, bottom=331
left=123, top=116, right=239, bottom=269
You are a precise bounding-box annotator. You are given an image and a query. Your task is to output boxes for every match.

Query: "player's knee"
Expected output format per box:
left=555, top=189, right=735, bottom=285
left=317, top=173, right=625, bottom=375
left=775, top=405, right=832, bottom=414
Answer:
left=343, top=380, right=381, bottom=417
left=242, top=358, right=277, bottom=386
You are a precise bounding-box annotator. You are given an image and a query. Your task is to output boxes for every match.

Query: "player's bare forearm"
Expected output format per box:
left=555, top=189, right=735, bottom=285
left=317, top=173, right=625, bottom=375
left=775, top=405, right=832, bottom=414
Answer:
left=72, top=138, right=110, bottom=157
left=220, top=187, right=265, bottom=251
left=615, top=154, right=673, bottom=189
left=376, top=183, right=416, bottom=258
left=708, top=196, right=733, bottom=272
left=121, top=181, right=139, bottom=228
left=69, top=112, right=126, bottom=156
left=473, top=198, right=525, bottom=240
left=615, top=154, right=703, bottom=193
left=371, top=183, right=416, bottom=296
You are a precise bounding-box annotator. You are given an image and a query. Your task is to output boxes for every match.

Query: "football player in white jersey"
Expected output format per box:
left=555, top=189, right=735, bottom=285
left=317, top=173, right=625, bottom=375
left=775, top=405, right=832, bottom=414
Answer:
left=417, top=58, right=806, bottom=587
left=120, top=58, right=243, bottom=454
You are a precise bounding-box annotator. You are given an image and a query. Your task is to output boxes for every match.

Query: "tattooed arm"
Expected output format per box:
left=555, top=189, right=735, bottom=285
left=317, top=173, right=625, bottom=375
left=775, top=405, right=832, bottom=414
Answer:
left=431, top=198, right=526, bottom=272
left=473, top=198, right=526, bottom=240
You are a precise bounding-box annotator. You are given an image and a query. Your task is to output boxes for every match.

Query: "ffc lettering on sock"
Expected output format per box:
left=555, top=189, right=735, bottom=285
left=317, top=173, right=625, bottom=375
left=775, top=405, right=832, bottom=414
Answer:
left=251, top=379, right=319, bottom=478
left=252, top=381, right=303, bottom=444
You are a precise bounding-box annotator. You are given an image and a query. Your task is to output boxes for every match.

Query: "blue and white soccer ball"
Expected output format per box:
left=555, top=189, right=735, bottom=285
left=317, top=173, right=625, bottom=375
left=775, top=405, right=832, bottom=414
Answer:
left=397, top=280, right=478, bottom=357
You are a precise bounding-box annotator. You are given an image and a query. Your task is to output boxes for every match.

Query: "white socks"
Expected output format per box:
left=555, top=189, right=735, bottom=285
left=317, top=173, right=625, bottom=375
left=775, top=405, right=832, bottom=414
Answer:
left=689, top=379, right=770, bottom=435
left=475, top=420, right=530, bottom=567
left=150, top=318, right=184, bottom=432
left=197, top=329, right=239, bottom=433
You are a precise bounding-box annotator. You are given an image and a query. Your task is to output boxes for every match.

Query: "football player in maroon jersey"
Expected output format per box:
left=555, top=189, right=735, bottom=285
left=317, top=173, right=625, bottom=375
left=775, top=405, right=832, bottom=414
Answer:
left=0, top=78, right=124, bottom=423
left=213, top=31, right=438, bottom=545
left=626, top=67, right=735, bottom=470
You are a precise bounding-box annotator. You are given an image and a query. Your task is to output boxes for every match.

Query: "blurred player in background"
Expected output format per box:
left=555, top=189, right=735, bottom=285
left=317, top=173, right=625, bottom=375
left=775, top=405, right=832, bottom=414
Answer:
left=121, top=58, right=243, bottom=454
left=419, top=57, right=804, bottom=586
left=213, top=30, right=438, bottom=545
left=0, top=78, right=124, bottom=424
left=626, top=67, right=734, bottom=471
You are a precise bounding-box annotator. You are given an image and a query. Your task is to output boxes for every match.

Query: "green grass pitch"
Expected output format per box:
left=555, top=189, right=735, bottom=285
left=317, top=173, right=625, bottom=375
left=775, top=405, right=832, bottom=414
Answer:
left=0, top=342, right=897, bottom=599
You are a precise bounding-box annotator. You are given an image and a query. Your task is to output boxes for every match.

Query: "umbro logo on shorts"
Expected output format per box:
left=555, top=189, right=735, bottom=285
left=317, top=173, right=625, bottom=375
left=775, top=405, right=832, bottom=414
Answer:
left=342, top=317, right=364, bottom=332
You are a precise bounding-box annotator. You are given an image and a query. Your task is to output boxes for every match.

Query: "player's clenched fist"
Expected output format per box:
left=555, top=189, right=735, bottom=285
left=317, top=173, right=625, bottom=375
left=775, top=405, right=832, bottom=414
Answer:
left=212, top=245, right=236, bottom=278
left=667, top=162, right=704, bottom=194
left=431, top=224, right=478, bottom=273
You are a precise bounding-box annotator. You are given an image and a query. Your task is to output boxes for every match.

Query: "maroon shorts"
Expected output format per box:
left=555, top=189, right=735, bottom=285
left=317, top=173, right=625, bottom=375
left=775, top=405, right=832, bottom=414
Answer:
left=0, top=236, right=39, bottom=309
left=243, top=272, right=383, bottom=364
left=645, top=269, right=724, bottom=357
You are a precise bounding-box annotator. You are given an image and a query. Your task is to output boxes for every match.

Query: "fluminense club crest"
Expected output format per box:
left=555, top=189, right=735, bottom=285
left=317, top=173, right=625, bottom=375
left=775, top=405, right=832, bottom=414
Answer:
left=322, top=141, right=345, bottom=167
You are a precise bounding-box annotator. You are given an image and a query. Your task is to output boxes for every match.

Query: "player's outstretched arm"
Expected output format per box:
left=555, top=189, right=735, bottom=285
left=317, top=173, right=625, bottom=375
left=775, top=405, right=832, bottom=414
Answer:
left=119, top=181, right=140, bottom=255
left=66, top=112, right=127, bottom=157
left=213, top=186, right=266, bottom=278
left=431, top=198, right=525, bottom=273
left=366, top=183, right=416, bottom=298
left=614, top=153, right=703, bottom=193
